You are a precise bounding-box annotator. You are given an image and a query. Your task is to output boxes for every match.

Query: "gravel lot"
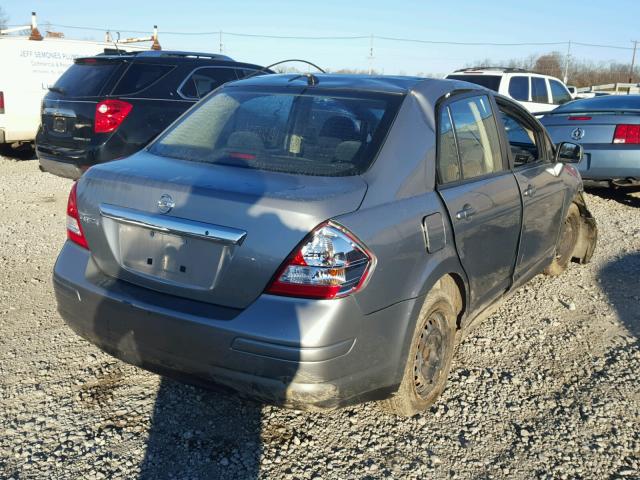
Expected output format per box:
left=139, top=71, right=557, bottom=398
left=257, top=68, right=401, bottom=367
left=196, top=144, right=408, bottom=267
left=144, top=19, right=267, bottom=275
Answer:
left=0, top=155, right=638, bottom=480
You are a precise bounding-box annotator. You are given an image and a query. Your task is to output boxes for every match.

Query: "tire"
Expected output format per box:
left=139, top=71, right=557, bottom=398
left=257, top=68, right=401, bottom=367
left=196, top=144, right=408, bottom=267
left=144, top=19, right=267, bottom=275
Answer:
left=379, top=283, right=458, bottom=417
left=545, top=203, right=580, bottom=276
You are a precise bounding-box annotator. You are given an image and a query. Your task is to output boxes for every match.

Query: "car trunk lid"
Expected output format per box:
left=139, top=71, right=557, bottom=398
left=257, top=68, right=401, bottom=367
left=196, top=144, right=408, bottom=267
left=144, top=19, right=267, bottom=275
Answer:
left=76, top=152, right=368, bottom=309
left=542, top=113, right=640, bottom=145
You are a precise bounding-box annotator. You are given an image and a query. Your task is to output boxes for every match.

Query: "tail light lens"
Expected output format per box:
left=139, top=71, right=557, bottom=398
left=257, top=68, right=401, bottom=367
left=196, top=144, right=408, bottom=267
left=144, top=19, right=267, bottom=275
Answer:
left=0, top=91, right=5, bottom=114
left=66, top=182, right=89, bottom=249
left=266, top=223, right=375, bottom=300
left=613, top=124, right=640, bottom=144
left=94, top=99, right=132, bottom=133
left=567, top=116, right=592, bottom=121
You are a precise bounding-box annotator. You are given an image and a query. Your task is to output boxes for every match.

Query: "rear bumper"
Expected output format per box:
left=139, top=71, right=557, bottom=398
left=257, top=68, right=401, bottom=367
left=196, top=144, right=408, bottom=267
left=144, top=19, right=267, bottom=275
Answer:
left=38, top=154, right=84, bottom=180
left=578, top=144, right=640, bottom=181
left=53, top=241, right=414, bottom=409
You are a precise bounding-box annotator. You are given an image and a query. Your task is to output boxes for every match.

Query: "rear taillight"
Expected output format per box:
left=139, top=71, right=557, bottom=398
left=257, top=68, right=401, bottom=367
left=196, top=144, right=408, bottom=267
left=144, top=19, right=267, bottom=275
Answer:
left=66, top=182, right=89, bottom=249
left=265, top=222, right=375, bottom=300
left=94, top=99, right=132, bottom=133
left=613, top=124, right=640, bottom=144
left=0, top=92, right=5, bottom=114
left=568, top=116, right=592, bottom=121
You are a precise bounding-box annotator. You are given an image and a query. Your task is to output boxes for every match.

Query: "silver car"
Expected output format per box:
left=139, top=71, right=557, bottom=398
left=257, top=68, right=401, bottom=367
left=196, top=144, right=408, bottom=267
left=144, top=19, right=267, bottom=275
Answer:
left=54, top=74, right=597, bottom=416
left=540, top=95, right=640, bottom=188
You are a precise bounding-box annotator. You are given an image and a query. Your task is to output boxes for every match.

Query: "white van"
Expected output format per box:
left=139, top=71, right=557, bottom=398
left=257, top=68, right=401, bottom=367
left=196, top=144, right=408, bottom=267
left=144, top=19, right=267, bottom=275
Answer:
left=0, top=36, right=144, bottom=146
left=445, top=68, right=574, bottom=114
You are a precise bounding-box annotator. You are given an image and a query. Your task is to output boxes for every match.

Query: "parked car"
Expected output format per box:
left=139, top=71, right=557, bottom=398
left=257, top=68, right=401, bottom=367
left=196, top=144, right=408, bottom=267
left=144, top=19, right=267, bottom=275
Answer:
left=36, top=50, right=268, bottom=179
left=0, top=34, right=145, bottom=148
left=53, top=74, right=597, bottom=416
left=446, top=67, right=573, bottom=114
left=567, top=85, right=578, bottom=98
left=540, top=95, right=640, bottom=188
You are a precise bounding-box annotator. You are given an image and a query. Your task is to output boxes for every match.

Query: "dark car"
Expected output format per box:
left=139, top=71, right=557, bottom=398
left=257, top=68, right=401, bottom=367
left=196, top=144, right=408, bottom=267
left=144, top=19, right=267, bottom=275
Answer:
left=540, top=95, right=640, bottom=187
left=36, top=50, right=268, bottom=179
left=53, top=74, right=597, bottom=416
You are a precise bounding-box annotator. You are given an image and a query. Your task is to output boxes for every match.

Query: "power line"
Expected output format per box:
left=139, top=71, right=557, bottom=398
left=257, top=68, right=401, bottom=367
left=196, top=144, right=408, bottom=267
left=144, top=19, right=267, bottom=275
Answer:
left=24, top=23, right=634, bottom=50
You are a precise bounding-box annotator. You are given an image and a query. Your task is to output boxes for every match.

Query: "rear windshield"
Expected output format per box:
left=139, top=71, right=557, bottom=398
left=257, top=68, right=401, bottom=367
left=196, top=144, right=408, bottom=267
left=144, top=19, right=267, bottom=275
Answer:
left=447, top=74, right=501, bottom=92
left=52, top=62, right=119, bottom=97
left=149, top=89, right=403, bottom=176
left=552, top=95, right=640, bottom=113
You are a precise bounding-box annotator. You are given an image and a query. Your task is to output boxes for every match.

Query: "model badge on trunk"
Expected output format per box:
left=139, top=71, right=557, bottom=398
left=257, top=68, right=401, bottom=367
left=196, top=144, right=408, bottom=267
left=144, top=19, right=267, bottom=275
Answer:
left=571, top=127, right=585, bottom=140
left=157, top=194, right=175, bottom=214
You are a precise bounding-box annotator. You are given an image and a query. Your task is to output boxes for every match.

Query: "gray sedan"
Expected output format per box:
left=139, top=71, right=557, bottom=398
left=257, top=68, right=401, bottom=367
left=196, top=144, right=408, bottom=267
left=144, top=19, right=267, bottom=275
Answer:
left=53, top=74, right=597, bottom=416
left=540, top=95, right=640, bottom=188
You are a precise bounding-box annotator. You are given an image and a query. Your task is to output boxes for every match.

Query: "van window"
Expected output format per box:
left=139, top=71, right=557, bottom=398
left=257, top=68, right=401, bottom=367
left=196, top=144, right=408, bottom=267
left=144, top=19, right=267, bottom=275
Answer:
left=113, top=63, right=174, bottom=95
left=549, top=79, right=572, bottom=105
left=449, top=95, right=503, bottom=179
left=531, top=77, right=549, bottom=103
left=437, top=107, right=461, bottom=183
left=150, top=89, right=402, bottom=176
left=52, top=62, right=119, bottom=98
left=508, top=76, right=529, bottom=101
left=446, top=74, right=501, bottom=92
left=179, top=68, right=238, bottom=99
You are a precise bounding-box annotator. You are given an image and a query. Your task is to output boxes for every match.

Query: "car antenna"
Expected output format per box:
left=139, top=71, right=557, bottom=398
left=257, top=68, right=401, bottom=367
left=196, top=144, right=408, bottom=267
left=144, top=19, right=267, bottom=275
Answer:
left=288, top=73, right=319, bottom=86
left=242, top=59, right=325, bottom=81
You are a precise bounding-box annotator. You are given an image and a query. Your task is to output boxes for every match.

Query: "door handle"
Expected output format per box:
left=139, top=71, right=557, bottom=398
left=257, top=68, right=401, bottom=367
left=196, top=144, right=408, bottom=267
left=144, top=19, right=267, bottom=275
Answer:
left=455, top=204, right=476, bottom=221
left=523, top=184, right=537, bottom=197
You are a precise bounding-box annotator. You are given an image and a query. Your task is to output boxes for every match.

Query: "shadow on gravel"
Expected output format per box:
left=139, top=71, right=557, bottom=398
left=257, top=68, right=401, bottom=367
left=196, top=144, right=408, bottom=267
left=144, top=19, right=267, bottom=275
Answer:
left=597, top=251, right=640, bottom=338
left=586, top=186, right=640, bottom=208
left=139, top=379, right=262, bottom=479
left=0, top=143, right=37, bottom=160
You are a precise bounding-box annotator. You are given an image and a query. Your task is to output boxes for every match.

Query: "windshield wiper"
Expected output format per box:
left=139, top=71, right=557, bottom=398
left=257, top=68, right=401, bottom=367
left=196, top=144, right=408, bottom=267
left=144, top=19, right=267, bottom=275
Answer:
left=48, top=86, right=65, bottom=95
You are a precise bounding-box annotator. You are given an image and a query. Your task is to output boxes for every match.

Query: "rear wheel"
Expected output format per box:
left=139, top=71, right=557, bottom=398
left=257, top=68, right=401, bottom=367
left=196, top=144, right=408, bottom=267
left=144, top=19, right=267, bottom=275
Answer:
left=545, top=203, right=580, bottom=276
left=380, top=284, right=458, bottom=417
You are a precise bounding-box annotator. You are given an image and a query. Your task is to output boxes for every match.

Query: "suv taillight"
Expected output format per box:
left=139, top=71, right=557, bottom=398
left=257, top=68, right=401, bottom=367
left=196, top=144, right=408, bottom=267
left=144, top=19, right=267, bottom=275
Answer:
left=67, top=182, right=89, bottom=249
left=265, top=222, right=375, bottom=300
left=94, top=99, right=132, bottom=133
left=0, top=92, right=5, bottom=114
left=613, top=124, right=640, bottom=144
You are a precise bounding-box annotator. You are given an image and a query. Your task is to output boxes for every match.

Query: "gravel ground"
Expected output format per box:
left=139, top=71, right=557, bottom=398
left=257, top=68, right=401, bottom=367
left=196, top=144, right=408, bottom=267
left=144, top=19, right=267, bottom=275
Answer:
left=0, top=155, right=638, bottom=480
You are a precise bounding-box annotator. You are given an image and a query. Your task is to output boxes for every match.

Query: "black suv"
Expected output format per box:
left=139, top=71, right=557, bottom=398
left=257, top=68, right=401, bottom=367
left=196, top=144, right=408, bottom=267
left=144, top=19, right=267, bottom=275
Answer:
left=37, top=51, right=268, bottom=179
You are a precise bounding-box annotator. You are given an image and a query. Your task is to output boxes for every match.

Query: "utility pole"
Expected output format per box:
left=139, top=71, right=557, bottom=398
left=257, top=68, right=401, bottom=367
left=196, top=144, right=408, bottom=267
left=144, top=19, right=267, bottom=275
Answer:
left=219, top=30, right=223, bottom=54
left=368, top=34, right=374, bottom=75
left=563, top=40, right=571, bottom=85
left=630, top=40, right=638, bottom=83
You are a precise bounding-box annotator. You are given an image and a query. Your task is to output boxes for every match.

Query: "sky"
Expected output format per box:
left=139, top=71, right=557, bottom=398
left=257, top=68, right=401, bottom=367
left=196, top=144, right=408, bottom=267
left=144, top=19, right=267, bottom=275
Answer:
left=2, top=0, right=639, bottom=76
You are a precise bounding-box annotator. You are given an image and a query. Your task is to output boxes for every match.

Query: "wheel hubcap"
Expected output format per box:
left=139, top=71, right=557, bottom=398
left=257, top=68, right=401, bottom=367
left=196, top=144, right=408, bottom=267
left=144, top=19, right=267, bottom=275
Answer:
left=414, top=311, right=448, bottom=398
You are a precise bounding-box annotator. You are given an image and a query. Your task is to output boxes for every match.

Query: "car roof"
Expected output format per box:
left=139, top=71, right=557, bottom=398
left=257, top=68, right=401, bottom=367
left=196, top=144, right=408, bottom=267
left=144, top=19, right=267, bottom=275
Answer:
left=228, top=73, right=464, bottom=95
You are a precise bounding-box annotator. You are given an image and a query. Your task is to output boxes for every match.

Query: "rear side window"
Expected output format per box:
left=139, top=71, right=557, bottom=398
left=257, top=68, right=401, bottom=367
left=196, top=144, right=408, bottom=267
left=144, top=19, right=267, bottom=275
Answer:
left=437, top=108, right=461, bottom=183
left=112, top=63, right=174, bottom=95
left=549, top=80, right=572, bottom=105
left=150, top=89, right=402, bottom=176
left=508, top=76, right=529, bottom=101
left=531, top=77, right=549, bottom=103
left=179, top=68, right=238, bottom=99
left=52, top=63, right=118, bottom=97
left=448, top=95, right=503, bottom=180
left=446, top=74, right=501, bottom=92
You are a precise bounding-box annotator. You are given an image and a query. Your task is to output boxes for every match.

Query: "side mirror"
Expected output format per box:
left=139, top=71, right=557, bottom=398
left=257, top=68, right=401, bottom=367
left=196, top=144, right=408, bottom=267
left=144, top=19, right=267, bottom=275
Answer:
left=555, top=142, right=583, bottom=163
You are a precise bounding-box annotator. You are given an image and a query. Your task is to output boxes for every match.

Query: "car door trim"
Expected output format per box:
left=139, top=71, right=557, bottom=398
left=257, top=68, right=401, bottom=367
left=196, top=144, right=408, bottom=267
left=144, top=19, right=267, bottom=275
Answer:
left=99, top=203, right=247, bottom=245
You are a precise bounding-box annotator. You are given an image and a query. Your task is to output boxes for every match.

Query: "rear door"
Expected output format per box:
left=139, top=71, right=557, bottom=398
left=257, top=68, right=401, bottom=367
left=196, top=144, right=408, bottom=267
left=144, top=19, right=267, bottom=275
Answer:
left=436, top=93, right=522, bottom=311
left=496, top=99, right=566, bottom=282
